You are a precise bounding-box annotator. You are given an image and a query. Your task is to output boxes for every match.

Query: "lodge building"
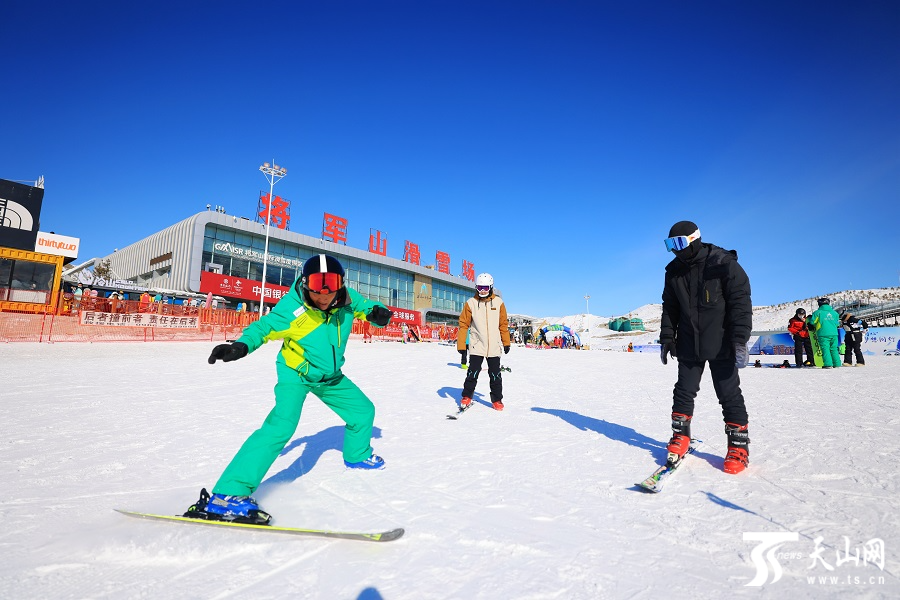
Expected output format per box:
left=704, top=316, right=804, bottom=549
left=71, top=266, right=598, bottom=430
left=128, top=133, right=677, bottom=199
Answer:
left=74, top=210, right=475, bottom=325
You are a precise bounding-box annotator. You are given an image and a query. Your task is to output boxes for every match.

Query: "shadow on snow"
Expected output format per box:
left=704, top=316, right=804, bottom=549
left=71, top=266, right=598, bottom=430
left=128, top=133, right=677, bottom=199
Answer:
left=258, top=425, right=383, bottom=489
left=531, top=407, right=667, bottom=461
left=435, top=386, right=486, bottom=408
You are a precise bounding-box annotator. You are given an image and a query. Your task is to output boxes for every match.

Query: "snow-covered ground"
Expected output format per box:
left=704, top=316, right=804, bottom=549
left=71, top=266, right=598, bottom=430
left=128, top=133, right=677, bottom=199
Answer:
left=3, top=338, right=898, bottom=599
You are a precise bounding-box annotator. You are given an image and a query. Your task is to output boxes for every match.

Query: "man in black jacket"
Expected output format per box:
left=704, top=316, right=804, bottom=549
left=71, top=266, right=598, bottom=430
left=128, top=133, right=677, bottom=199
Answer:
left=659, top=221, right=753, bottom=474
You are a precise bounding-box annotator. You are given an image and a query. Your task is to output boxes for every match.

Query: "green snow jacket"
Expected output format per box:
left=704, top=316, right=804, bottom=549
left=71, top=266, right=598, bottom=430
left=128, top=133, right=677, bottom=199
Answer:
left=808, top=304, right=841, bottom=338
left=236, top=280, right=387, bottom=382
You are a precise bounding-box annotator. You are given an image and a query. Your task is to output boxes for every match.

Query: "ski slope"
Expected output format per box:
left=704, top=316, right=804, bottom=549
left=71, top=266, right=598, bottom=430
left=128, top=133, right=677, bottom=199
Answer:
left=3, top=339, right=898, bottom=599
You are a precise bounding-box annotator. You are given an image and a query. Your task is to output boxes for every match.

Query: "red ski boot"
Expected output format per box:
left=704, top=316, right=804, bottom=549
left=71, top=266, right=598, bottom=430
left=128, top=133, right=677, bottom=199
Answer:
left=723, top=423, right=750, bottom=474
left=666, top=413, right=692, bottom=464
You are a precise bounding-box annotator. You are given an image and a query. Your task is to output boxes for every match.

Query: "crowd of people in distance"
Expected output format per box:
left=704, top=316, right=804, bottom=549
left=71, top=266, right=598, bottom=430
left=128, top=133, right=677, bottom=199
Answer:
left=787, top=299, right=868, bottom=368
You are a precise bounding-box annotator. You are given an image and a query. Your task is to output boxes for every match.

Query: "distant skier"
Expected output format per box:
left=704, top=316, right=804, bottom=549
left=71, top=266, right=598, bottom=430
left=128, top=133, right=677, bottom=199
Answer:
left=840, top=313, right=867, bottom=366
left=659, top=221, right=753, bottom=474
left=788, top=308, right=814, bottom=367
left=194, top=254, right=393, bottom=522
left=808, top=298, right=842, bottom=368
left=457, top=273, right=511, bottom=411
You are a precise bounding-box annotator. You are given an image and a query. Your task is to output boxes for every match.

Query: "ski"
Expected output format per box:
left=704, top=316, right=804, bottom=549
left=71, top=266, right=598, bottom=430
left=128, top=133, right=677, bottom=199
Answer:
left=447, top=403, right=475, bottom=420
left=636, top=438, right=703, bottom=493
left=115, top=510, right=404, bottom=542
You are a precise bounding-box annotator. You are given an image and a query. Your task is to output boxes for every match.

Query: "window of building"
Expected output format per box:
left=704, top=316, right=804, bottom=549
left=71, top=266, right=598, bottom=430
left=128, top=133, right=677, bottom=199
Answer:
left=0, top=257, right=55, bottom=303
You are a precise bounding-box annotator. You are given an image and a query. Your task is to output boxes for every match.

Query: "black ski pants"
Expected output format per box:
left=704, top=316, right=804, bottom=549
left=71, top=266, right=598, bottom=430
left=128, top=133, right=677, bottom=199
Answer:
left=793, top=334, right=814, bottom=367
left=462, top=355, right=502, bottom=402
left=672, top=358, right=748, bottom=426
left=844, top=333, right=865, bottom=365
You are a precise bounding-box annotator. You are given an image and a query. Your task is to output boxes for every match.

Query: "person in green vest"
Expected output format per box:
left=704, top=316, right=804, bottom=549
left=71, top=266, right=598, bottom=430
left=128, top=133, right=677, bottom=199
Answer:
left=808, top=297, right=842, bottom=368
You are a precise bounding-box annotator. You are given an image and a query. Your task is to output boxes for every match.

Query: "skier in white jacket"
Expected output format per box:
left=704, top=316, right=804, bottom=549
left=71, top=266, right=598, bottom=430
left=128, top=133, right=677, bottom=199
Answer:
left=457, top=273, right=511, bottom=411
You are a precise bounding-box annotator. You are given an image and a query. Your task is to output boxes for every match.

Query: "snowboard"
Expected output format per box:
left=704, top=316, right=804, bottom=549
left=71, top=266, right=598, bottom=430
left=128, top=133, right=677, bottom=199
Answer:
left=115, top=509, right=404, bottom=542
left=808, top=329, right=824, bottom=367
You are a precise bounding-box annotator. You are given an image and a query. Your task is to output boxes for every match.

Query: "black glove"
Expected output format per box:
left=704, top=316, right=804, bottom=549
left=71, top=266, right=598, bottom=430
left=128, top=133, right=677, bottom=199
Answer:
left=660, top=341, right=677, bottom=365
left=504, top=345, right=510, bottom=354
left=208, top=341, right=249, bottom=364
left=368, top=305, right=393, bottom=327
left=734, top=342, right=749, bottom=369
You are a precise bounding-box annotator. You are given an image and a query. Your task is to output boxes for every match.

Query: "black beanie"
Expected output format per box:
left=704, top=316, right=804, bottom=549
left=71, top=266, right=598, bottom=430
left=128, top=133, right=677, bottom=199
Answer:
left=668, top=220, right=702, bottom=262
left=668, top=221, right=699, bottom=238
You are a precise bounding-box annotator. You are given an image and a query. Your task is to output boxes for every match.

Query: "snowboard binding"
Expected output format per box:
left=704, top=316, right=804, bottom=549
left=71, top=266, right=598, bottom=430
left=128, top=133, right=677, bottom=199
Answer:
left=183, top=488, right=272, bottom=525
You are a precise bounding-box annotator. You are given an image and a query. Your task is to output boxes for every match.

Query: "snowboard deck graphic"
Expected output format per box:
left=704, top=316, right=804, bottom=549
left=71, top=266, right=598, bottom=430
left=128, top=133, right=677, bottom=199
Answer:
left=808, top=331, right=825, bottom=367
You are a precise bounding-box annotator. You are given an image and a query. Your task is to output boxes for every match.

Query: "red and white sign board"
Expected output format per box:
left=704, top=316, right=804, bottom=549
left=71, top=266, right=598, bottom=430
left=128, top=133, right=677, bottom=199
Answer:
left=80, top=311, right=199, bottom=329
left=386, top=306, right=421, bottom=326
left=200, top=271, right=291, bottom=305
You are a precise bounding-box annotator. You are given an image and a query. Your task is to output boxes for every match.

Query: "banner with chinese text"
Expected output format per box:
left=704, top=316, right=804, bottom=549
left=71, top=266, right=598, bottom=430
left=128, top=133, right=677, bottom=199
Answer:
left=79, top=311, right=199, bottom=329
left=386, top=305, right=421, bottom=326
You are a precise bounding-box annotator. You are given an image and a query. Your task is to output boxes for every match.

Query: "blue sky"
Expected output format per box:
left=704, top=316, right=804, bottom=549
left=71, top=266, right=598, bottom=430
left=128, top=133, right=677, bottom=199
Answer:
left=3, top=1, right=898, bottom=317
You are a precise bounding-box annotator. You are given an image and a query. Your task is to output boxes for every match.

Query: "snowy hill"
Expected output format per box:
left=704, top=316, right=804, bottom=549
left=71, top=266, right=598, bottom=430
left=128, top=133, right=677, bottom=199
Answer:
left=523, top=287, right=900, bottom=351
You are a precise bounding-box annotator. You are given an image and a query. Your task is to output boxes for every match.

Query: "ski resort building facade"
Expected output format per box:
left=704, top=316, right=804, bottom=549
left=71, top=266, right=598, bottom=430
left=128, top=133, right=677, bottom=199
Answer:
left=69, top=211, right=474, bottom=325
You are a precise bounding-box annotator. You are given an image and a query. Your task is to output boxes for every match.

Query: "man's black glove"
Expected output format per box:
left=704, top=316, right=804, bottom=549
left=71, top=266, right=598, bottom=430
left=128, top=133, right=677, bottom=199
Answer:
left=208, top=341, right=249, bottom=364
left=660, top=341, right=677, bottom=365
left=368, top=305, right=393, bottom=327
left=503, top=345, right=510, bottom=354
left=734, top=342, right=749, bottom=369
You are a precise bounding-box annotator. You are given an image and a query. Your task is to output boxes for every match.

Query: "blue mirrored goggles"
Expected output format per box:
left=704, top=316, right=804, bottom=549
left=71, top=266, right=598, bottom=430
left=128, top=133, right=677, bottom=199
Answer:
left=664, top=229, right=701, bottom=252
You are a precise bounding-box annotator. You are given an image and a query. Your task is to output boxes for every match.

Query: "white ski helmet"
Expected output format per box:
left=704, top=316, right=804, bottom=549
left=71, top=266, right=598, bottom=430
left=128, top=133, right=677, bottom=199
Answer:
left=475, top=273, right=494, bottom=297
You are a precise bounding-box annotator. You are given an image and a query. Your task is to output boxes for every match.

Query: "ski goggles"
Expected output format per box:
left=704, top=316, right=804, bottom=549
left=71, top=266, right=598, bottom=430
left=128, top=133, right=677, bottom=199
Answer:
left=476, top=285, right=491, bottom=294
left=305, top=272, right=343, bottom=293
left=664, top=228, right=701, bottom=252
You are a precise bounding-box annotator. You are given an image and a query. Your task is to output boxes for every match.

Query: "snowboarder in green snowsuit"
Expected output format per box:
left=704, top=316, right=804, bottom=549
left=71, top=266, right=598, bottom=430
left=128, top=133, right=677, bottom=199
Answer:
left=808, top=297, right=842, bottom=368
left=200, top=254, right=393, bottom=520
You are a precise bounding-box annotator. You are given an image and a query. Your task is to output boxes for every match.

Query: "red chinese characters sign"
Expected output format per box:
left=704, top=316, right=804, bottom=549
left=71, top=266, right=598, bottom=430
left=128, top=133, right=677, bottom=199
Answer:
left=404, top=241, right=420, bottom=265
left=462, top=260, right=474, bottom=281
left=436, top=251, right=450, bottom=274
left=199, top=271, right=291, bottom=305
left=385, top=305, right=421, bottom=326
left=369, top=229, right=387, bottom=256
left=259, top=192, right=290, bottom=229
left=323, top=213, right=348, bottom=244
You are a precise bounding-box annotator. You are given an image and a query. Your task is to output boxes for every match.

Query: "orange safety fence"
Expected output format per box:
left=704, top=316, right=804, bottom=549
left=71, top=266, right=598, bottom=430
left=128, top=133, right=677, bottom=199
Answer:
left=1, top=293, right=459, bottom=343
left=349, top=320, right=459, bottom=343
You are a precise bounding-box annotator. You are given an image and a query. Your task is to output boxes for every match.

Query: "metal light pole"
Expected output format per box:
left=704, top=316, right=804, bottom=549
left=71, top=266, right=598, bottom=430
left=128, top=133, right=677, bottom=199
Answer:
left=584, top=294, right=591, bottom=336
left=258, top=160, right=287, bottom=316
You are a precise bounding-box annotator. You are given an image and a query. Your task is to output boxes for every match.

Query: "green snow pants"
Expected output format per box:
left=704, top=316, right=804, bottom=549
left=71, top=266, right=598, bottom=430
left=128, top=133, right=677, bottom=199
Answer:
left=819, top=335, right=841, bottom=368
left=213, top=362, right=375, bottom=496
